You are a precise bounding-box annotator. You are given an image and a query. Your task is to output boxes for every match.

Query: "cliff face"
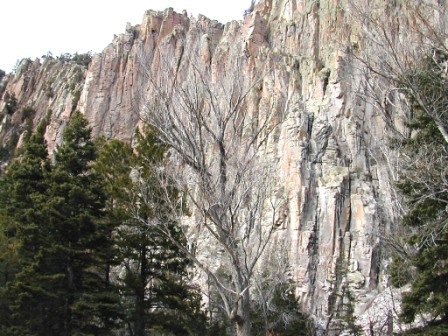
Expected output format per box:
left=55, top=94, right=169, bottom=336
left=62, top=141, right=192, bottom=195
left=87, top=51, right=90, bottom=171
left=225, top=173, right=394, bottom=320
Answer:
left=0, top=57, right=87, bottom=155
left=0, top=0, right=432, bottom=332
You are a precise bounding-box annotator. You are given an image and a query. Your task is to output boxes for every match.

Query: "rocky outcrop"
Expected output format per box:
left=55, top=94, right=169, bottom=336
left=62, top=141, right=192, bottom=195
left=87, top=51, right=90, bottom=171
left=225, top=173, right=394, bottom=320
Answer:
left=0, top=57, right=87, bottom=155
left=1, top=0, right=437, bottom=333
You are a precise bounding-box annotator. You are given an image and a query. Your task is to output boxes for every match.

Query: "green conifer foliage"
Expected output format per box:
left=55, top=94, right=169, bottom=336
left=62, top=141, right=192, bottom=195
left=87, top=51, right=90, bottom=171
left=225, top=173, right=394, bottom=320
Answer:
left=5, top=111, right=121, bottom=335
left=0, top=116, right=50, bottom=333
left=94, top=138, right=135, bottom=286
left=95, top=130, right=206, bottom=336
left=391, top=53, right=448, bottom=330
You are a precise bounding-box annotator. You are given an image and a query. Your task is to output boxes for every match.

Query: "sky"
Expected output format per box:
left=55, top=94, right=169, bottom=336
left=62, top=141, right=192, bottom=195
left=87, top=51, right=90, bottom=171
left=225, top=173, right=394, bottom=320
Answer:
left=0, top=0, right=253, bottom=73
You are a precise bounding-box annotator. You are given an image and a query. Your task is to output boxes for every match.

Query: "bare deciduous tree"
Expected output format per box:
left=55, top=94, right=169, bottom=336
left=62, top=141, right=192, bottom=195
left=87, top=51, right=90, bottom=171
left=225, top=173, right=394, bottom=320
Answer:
left=348, top=0, right=448, bottom=142
left=347, top=0, right=448, bottom=328
left=135, top=43, right=286, bottom=336
left=344, top=1, right=448, bottom=246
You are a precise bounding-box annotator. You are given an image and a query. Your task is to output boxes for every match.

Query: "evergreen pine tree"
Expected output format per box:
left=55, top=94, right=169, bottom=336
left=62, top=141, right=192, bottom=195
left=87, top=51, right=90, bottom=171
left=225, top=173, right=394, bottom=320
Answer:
left=395, top=111, right=448, bottom=327
left=95, top=131, right=207, bottom=336
left=0, top=116, right=50, bottom=334
left=93, top=138, right=135, bottom=292
left=390, top=53, right=448, bottom=331
left=7, top=111, right=121, bottom=335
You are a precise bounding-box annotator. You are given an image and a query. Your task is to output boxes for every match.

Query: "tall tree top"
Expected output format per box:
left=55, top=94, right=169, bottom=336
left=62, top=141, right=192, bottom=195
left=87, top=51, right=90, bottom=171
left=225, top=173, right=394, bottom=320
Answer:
left=54, top=111, right=96, bottom=175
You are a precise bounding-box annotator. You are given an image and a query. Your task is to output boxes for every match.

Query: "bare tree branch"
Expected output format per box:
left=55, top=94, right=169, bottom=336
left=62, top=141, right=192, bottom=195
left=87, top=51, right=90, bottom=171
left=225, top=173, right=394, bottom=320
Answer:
left=133, top=37, right=285, bottom=336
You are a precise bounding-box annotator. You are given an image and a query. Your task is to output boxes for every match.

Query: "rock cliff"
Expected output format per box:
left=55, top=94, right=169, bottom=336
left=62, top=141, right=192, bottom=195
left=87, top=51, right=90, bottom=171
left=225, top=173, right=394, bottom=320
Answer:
left=0, top=0, right=441, bottom=333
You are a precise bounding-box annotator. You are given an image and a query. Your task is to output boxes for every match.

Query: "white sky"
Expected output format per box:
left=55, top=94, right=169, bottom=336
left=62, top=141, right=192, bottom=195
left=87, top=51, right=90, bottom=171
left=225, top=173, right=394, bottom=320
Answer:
left=0, top=0, right=252, bottom=73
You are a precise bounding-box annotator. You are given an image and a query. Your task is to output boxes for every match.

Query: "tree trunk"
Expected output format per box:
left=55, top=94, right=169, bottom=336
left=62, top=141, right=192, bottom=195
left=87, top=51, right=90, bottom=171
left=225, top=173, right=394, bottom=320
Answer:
left=235, top=290, right=251, bottom=336
left=236, top=319, right=251, bottom=336
left=134, top=290, right=145, bottom=336
left=134, top=246, right=147, bottom=336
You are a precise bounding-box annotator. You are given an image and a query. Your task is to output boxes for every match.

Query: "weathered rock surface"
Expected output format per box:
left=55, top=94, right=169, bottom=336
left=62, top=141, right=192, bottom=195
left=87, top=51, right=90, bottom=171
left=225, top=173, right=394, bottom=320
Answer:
left=0, top=57, right=86, bottom=154
left=1, top=0, right=439, bottom=334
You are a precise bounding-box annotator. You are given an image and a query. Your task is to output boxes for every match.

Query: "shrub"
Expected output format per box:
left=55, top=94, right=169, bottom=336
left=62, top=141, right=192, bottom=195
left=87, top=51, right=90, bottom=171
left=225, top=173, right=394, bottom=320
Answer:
left=4, top=92, right=17, bottom=115
left=21, top=106, right=35, bottom=122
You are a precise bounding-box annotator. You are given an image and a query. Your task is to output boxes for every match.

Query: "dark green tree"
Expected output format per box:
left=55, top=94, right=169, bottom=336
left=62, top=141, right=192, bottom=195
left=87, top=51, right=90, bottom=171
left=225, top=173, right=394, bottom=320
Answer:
left=7, top=111, right=121, bottom=335
left=94, top=138, right=135, bottom=236
left=4, top=92, right=17, bottom=115
left=390, top=51, right=448, bottom=332
left=95, top=131, right=207, bottom=336
left=0, top=116, right=51, bottom=333
left=394, top=111, right=448, bottom=327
